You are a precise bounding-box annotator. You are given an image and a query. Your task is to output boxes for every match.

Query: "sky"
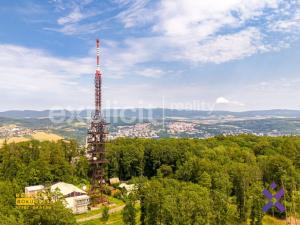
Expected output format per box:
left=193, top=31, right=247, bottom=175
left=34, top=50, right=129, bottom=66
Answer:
left=1, top=0, right=300, bottom=111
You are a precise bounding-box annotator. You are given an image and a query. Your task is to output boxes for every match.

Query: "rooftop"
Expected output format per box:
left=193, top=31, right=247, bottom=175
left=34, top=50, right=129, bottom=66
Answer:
left=25, top=185, right=44, bottom=192
left=51, top=182, right=86, bottom=196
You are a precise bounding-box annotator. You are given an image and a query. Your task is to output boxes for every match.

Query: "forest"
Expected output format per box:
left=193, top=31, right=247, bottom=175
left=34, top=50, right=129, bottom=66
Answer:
left=106, top=136, right=300, bottom=224
left=1, top=135, right=300, bottom=224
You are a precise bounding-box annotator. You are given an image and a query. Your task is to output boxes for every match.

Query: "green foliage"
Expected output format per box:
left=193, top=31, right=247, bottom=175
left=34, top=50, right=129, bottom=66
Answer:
left=198, top=171, right=211, bottom=188
left=0, top=213, right=24, bottom=225
left=22, top=201, right=77, bottom=225
left=0, top=179, right=76, bottom=225
left=0, top=140, right=88, bottom=225
left=2, top=135, right=300, bottom=224
left=0, top=140, right=89, bottom=186
left=139, top=178, right=212, bottom=225
left=105, top=135, right=300, bottom=224
left=101, top=206, right=109, bottom=224
left=156, top=164, right=173, bottom=178
left=122, top=195, right=137, bottom=225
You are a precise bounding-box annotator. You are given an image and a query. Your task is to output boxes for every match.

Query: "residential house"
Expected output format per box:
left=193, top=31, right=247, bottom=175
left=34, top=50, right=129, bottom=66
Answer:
left=51, top=182, right=90, bottom=214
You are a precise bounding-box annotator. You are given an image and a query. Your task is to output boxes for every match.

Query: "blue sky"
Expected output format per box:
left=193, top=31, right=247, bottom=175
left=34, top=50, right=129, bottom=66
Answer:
left=1, top=0, right=300, bottom=111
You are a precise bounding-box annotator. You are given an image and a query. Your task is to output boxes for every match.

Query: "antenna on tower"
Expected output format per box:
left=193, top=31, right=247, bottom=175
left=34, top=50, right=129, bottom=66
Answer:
left=96, top=39, right=100, bottom=74
left=94, top=38, right=102, bottom=118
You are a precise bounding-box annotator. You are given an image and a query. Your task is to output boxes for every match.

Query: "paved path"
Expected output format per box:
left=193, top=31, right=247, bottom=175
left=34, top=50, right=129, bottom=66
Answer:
left=77, top=205, right=125, bottom=223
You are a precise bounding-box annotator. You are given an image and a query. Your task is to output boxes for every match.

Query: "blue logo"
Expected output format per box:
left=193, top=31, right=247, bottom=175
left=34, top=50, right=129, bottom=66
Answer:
left=262, top=182, right=285, bottom=212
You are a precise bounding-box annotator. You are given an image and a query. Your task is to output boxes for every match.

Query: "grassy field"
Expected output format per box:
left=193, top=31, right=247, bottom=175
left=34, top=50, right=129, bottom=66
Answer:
left=263, top=215, right=300, bottom=225
left=78, top=211, right=124, bottom=225
left=0, top=136, right=30, bottom=147
left=31, top=131, right=62, bottom=141
left=262, top=215, right=286, bottom=225
left=0, top=131, right=63, bottom=147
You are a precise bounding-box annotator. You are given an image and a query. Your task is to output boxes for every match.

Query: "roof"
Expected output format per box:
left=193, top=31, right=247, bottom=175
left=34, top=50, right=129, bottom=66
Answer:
left=109, top=177, right=120, bottom=184
left=25, top=185, right=44, bottom=192
left=51, top=182, right=86, bottom=196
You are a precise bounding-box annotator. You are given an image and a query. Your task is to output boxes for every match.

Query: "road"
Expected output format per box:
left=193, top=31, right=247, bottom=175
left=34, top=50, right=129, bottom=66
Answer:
left=76, top=205, right=125, bottom=223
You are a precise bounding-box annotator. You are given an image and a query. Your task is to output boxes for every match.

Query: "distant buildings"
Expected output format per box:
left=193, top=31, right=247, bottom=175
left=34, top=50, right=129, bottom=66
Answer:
left=167, top=121, right=197, bottom=134
left=0, top=125, right=33, bottom=139
left=109, top=123, right=159, bottom=139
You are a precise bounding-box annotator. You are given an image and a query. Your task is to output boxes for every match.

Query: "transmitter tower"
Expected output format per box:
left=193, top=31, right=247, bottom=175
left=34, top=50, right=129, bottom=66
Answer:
left=87, top=39, right=108, bottom=202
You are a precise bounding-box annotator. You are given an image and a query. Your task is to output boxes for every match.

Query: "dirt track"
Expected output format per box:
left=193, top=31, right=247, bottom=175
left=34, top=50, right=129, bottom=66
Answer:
left=76, top=205, right=125, bottom=223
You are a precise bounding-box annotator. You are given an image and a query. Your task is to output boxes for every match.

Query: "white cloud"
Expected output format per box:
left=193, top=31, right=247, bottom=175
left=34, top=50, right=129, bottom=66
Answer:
left=4, top=1, right=300, bottom=110
left=115, top=0, right=152, bottom=28
left=100, top=39, right=159, bottom=78
left=113, top=0, right=299, bottom=64
left=46, top=21, right=104, bottom=35
left=0, top=43, right=173, bottom=110
left=177, top=27, right=264, bottom=63
left=270, top=9, right=300, bottom=33
left=0, top=44, right=94, bottom=110
left=2, top=43, right=300, bottom=111
left=157, top=0, right=280, bottom=34
left=138, top=68, right=164, bottom=78
left=99, top=26, right=263, bottom=69
left=216, top=97, right=230, bottom=104
left=57, top=7, right=84, bottom=25
left=46, top=0, right=300, bottom=65
left=216, top=97, right=245, bottom=106
left=48, top=0, right=107, bottom=35
left=153, top=0, right=276, bottom=45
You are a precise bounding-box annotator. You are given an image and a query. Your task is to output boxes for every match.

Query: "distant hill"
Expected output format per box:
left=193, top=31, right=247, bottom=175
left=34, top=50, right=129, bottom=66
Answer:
left=0, top=110, right=85, bottom=118
left=1, top=109, right=300, bottom=119
left=1, top=109, right=300, bottom=143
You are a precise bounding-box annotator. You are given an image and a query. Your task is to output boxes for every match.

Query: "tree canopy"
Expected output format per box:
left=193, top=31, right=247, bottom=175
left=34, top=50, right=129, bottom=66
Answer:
left=1, top=135, right=300, bottom=224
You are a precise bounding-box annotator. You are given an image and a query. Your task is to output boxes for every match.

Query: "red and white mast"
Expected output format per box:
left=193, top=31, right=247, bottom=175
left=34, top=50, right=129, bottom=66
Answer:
left=88, top=39, right=108, bottom=202
left=95, top=39, right=101, bottom=117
